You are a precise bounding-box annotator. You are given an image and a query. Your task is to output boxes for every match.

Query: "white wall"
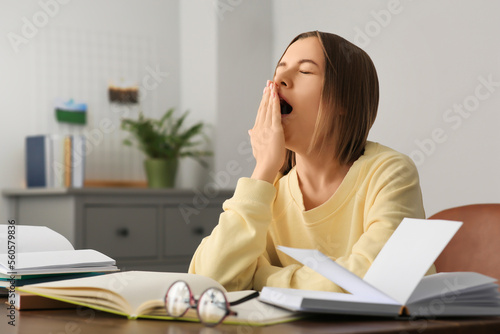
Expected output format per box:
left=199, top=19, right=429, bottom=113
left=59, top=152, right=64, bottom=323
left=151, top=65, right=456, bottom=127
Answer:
left=177, top=0, right=217, bottom=189
left=215, top=0, right=273, bottom=188
left=272, top=0, right=500, bottom=216
left=170, top=0, right=273, bottom=191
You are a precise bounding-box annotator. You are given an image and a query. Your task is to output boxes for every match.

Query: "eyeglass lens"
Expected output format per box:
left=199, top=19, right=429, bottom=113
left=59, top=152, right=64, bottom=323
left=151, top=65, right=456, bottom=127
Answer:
left=197, top=288, right=230, bottom=326
left=165, top=281, right=192, bottom=317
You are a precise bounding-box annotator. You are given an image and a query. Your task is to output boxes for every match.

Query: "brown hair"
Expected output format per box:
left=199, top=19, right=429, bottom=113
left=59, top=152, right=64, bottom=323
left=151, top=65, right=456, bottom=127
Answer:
left=278, top=31, right=379, bottom=174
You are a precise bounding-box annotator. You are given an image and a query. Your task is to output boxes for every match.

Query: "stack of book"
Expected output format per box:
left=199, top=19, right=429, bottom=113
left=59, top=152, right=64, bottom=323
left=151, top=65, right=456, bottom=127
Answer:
left=25, top=134, right=86, bottom=188
left=0, top=225, right=118, bottom=310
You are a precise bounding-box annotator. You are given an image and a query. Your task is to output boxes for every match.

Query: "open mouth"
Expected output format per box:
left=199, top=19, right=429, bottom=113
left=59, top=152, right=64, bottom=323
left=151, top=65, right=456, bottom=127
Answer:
left=280, top=98, right=293, bottom=115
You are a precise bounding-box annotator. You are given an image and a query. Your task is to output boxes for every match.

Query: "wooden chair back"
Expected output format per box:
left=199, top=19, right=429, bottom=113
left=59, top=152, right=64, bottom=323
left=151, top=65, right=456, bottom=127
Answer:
left=428, top=204, right=500, bottom=282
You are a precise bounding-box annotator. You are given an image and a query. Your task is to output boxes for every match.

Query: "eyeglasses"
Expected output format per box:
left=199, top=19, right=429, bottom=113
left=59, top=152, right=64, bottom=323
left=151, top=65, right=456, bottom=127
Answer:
left=164, top=280, right=259, bottom=327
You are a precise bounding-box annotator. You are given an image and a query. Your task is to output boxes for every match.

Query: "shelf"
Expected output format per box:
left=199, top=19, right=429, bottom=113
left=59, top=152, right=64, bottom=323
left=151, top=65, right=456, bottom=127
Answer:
left=2, top=187, right=234, bottom=197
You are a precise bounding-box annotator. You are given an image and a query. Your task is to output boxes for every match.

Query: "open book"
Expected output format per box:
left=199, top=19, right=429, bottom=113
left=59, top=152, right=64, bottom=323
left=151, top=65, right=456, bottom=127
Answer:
left=0, top=225, right=117, bottom=279
left=260, top=218, right=500, bottom=317
left=18, top=271, right=297, bottom=326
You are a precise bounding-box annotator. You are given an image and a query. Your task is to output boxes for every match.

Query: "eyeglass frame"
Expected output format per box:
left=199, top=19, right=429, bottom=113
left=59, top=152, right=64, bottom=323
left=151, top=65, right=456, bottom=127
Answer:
left=164, top=280, right=260, bottom=327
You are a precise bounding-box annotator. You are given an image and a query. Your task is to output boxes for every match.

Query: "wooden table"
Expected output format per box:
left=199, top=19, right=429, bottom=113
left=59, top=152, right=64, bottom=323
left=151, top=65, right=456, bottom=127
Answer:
left=2, top=298, right=500, bottom=334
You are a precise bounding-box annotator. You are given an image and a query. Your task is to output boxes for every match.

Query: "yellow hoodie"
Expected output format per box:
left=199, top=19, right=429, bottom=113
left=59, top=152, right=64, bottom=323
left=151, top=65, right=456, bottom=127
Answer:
left=189, top=142, right=431, bottom=291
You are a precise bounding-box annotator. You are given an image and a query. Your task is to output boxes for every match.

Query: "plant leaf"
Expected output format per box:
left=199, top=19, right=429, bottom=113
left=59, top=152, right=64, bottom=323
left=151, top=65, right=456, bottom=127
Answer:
left=120, top=108, right=213, bottom=161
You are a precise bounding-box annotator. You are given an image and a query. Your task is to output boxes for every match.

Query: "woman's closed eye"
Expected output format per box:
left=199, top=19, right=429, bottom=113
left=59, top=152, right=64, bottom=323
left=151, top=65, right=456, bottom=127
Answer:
left=300, top=71, right=312, bottom=74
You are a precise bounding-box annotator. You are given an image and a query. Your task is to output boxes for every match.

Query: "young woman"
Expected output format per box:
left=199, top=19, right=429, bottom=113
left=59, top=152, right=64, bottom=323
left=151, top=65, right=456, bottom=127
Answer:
left=189, top=31, right=430, bottom=292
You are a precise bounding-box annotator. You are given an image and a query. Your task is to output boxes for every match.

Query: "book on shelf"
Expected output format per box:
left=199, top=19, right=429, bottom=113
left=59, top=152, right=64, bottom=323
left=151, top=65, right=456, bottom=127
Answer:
left=17, top=271, right=298, bottom=325
left=0, top=225, right=117, bottom=282
left=71, top=135, right=85, bottom=188
left=25, top=135, right=49, bottom=187
left=26, top=134, right=85, bottom=188
left=259, top=218, right=500, bottom=318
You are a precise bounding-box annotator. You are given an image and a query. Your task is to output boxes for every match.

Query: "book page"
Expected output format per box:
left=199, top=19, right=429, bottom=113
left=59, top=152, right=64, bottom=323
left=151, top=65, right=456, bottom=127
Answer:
left=0, top=225, right=74, bottom=254
left=407, top=272, right=498, bottom=304
left=225, top=294, right=297, bottom=325
left=0, top=249, right=115, bottom=274
left=363, top=218, right=462, bottom=305
left=277, top=246, right=398, bottom=304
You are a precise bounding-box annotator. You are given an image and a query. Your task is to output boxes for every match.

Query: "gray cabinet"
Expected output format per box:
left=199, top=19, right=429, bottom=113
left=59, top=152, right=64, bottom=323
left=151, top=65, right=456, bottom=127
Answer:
left=3, top=188, right=233, bottom=273
left=163, top=206, right=224, bottom=259
left=85, top=206, right=158, bottom=259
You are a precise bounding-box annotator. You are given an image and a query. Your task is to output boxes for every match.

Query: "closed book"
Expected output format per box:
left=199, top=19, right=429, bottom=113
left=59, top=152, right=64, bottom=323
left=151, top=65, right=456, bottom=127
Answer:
left=71, top=135, right=85, bottom=188
left=51, top=135, right=65, bottom=188
left=25, top=135, right=48, bottom=187
left=64, top=136, right=72, bottom=188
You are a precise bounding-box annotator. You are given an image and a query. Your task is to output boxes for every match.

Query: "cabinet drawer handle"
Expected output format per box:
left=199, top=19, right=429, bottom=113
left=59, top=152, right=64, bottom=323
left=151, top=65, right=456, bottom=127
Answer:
left=116, top=228, right=129, bottom=237
left=192, top=227, right=204, bottom=235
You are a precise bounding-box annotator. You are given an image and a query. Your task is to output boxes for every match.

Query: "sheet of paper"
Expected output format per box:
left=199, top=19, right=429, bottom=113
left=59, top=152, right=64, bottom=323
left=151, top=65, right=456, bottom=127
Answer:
left=229, top=296, right=296, bottom=323
left=0, top=225, right=74, bottom=254
left=277, top=246, right=398, bottom=304
left=363, top=218, right=462, bottom=305
left=261, top=286, right=395, bottom=305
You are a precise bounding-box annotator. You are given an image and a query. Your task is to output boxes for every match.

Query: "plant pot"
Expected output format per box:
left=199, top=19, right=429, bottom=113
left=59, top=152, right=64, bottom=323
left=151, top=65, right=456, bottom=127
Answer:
left=144, top=158, right=178, bottom=188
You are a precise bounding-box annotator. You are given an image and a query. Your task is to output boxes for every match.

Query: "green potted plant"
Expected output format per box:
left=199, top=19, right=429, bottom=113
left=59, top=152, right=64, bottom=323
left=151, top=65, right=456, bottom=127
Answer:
left=121, top=108, right=212, bottom=188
